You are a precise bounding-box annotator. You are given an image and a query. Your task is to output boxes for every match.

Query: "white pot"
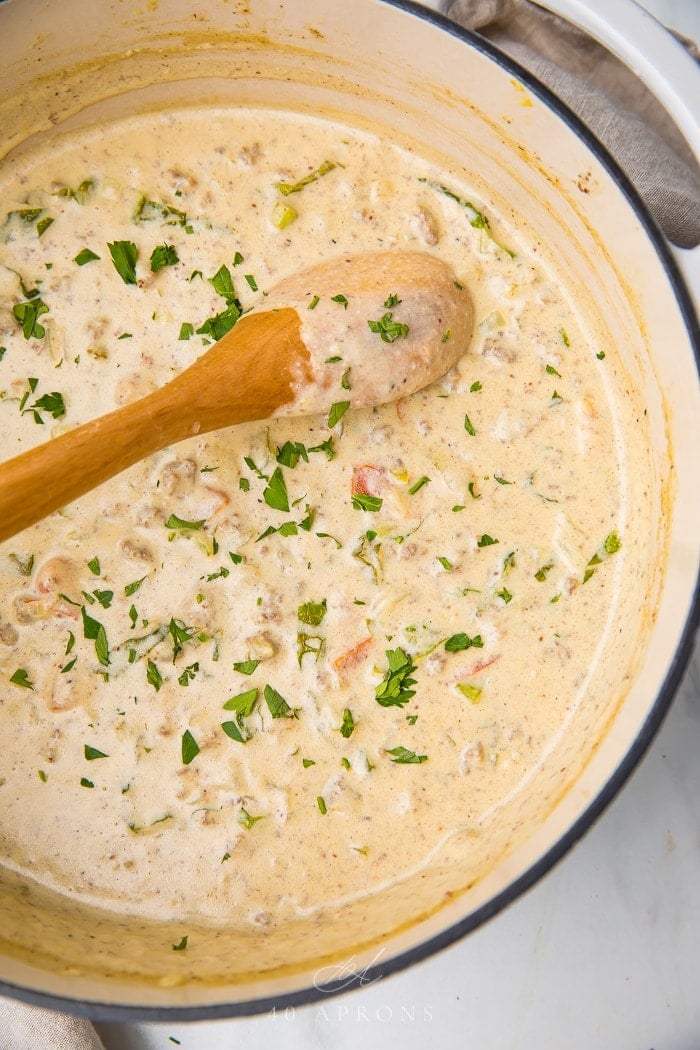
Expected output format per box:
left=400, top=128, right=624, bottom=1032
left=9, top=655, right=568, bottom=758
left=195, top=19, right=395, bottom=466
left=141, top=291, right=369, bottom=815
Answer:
left=0, top=0, right=697, bottom=1020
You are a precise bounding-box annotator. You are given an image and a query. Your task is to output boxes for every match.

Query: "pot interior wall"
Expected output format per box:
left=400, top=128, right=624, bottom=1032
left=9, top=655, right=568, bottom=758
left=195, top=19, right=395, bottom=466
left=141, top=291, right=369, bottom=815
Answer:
left=0, top=0, right=697, bottom=1014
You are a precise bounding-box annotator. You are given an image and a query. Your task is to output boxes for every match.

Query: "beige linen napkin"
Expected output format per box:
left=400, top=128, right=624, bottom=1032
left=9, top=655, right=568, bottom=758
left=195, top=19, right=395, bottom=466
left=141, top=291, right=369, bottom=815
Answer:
left=0, top=996, right=105, bottom=1049
left=447, top=0, right=700, bottom=247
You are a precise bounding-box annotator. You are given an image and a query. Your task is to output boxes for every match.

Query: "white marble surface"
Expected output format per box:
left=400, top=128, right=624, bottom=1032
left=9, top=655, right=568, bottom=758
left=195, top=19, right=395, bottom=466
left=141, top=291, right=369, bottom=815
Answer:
left=27, top=1, right=700, bottom=1047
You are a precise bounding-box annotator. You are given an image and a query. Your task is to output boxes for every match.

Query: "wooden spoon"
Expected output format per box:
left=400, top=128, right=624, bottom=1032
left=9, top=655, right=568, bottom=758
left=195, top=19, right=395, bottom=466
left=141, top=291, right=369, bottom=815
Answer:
left=0, top=250, right=472, bottom=543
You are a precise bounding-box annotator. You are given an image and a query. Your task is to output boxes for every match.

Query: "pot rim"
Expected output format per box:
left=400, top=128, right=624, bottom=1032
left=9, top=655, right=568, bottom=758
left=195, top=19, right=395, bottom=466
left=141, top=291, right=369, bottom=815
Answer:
left=0, top=0, right=698, bottom=1023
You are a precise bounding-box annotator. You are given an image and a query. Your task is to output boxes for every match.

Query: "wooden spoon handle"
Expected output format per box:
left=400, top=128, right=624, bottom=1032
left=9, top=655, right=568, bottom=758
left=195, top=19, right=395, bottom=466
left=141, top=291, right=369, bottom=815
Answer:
left=0, top=308, right=305, bottom=544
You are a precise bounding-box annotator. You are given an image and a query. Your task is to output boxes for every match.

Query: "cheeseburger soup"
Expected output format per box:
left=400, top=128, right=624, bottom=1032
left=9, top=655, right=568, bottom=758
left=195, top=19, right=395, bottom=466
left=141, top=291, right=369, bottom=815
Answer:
left=0, top=107, right=631, bottom=957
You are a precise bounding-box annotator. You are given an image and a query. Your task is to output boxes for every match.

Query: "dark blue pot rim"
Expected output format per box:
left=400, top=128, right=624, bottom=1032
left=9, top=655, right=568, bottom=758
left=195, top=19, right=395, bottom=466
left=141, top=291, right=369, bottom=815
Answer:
left=1, top=0, right=698, bottom=1024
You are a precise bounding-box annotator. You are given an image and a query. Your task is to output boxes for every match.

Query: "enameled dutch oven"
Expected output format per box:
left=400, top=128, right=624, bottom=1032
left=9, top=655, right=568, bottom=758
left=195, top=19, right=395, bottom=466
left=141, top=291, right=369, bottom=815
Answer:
left=0, top=0, right=698, bottom=1021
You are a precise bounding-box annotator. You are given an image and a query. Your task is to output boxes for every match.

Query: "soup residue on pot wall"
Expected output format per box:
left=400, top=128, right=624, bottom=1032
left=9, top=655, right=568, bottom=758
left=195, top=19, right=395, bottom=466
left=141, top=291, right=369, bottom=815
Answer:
left=0, top=105, right=650, bottom=978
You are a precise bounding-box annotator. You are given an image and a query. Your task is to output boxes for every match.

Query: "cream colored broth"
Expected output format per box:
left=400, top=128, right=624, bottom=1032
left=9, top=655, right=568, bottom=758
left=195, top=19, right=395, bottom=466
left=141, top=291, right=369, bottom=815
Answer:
left=0, top=108, right=625, bottom=927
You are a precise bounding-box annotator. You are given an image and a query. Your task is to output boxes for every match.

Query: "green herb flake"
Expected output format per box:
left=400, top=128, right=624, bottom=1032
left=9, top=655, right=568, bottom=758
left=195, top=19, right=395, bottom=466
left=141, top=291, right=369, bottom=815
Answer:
left=81, top=605, right=110, bottom=667
left=233, top=657, right=260, bottom=676
left=339, top=708, right=356, bottom=739
left=375, top=648, right=417, bottom=708
left=263, top=467, right=290, bottom=512
left=264, top=684, right=295, bottom=719
left=107, top=240, right=138, bottom=285
left=12, top=299, right=49, bottom=340
left=181, top=730, right=200, bottom=765
left=596, top=350, right=606, bottom=360
left=87, top=556, right=101, bottom=576
left=196, top=302, right=240, bottom=340
left=172, top=936, right=188, bottom=951
left=302, top=758, right=316, bottom=768
left=328, top=401, right=350, bottom=428
left=165, top=514, right=206, bottom=531
left=477, top=534, right=499, bottom=548
left=238, top=807, right=264, bottom=829
left=148, top=243, right=179, bottom=272
left=124, top=576, right=147, bottom=597
left=80, top=777, right=95, bottom=789
left=437, top=556, right=453, bottom=571
left=470, top=380, right=482, bottom=392
left=74, top=248, right=100, bottom=266
left=352, top=493, right=383, bottom=513
left=316, top=796, right=328, bottom=815
left=535, top=563, right=554, bottom=582
left=546, top=363, right=561, bottom=377
left=367, top=311, right=409, bottom=343
left=308, top=294, right=320, bottom=310
left=276, top=440, right=308, bottom=468
left=445, top=633, right=483, bottom=652
left=387, top=746, right=427, bottom=764
left=297, top=599, right=327, bottom=626
left=10, top=668, right=34, bottom=690
left=223, top=687, right=258, bottom=719
left=37, top=770, right=48, bottom=783
left=463, top=413, right=476, bottom=436
left=36, top=215, right=54, bottom=237
left=221, top=720, right=249, bottom=744
left=497, top=587, right=513, bottom=604
left=146, top=660, right=163, bottom=692
left=331, top=294, right=349, bottom=309
left=84, top=745, right=108, bottom=761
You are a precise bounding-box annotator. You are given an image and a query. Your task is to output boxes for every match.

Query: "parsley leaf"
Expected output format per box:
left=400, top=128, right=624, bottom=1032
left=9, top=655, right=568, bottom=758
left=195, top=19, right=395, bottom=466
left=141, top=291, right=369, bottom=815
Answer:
left=327, top=401, right=350, bottom=428
left=375, top=648, right=417, bottom=708
left=367, top=311, right=409, bottom=343
left=263, top=467, right=290, bottom=512
left=387, top=746, right=427, bottom=764
left=107, top=240, right=138, bottom=284
left=150, top=243, right=179, bottom=272
left=444, top=633, right=483, bottom=652
left=264, top=684, right=295, bottom=718
left=339, top=708, right=356, bottom=738
left=74, top=248, right=100, bottom=266
left=181, top=730, right=200, bottom=765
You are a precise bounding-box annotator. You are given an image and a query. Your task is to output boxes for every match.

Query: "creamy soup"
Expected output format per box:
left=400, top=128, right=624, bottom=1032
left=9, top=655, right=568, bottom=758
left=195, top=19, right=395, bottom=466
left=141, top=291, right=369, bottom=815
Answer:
left=0, top=107, right=630, bottom=961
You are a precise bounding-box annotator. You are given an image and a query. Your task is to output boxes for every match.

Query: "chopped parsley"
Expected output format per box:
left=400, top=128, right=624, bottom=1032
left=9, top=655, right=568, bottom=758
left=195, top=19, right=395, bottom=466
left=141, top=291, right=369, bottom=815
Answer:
left=150, top=244, right=179, bottom=272
left=375, top=648, right=417, bottom=708
left=84, top=745, right=108, bottom=760
left=477, top=534, right=499, bottom=547
left=328, top=401, right=350, bottom=428
left=233, top=658, right=260, bottom=675
left=181, top=730, right=200, bottom=765
left=10, top=668, right=34, bottom=690
left=351, top=493, right=383, bottom=513
left=386, top=746, right=427, bottom=764
left=316, top=796, right=328, bottom=815
left=444, top=633, right=483, bottom=652
left=12, top=298, right=49, bottom=340
left=74, top=247, right=100, bottom=266
left=367, top=311, right=409, bottom=343
left=264, top=684, right=295, bottom=718
left=339, top=708, right=356, bottom=738
left=107, top=240, right=138, bottom=284
left=263, top=467, right=290, bottom=512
